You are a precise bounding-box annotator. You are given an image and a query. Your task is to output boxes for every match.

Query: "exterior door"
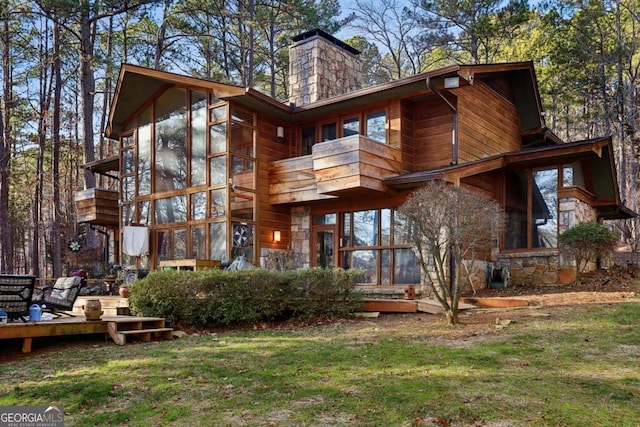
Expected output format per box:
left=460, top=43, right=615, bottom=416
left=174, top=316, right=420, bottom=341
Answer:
left=313, top=227, right=336, bottom=268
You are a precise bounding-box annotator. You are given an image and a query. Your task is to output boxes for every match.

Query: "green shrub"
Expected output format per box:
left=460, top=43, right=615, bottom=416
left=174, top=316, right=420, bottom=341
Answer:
left=129, top=268, right=363, bottom=327
left=559, top=221, right=618, bottom=281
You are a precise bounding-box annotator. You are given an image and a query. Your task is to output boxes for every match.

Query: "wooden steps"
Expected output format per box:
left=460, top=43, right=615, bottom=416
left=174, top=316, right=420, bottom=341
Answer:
left=107, top=318, right=173, bottom=346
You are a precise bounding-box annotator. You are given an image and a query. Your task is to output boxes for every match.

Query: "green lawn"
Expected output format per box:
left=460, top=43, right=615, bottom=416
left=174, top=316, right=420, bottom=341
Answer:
left=1, top=302, right=639, bottom=426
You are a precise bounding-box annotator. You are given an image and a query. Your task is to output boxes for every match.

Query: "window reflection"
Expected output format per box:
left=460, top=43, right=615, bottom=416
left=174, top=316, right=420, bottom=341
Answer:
left=138, top=107, right=152, bottom=195
left=366, top=111, right=386, bottom=143
left=155, top=88, right=187, bottom=192
left=191, top=91, right=207, bottom=186
left=156, top=195, right=187, bottom=224
left=210, top=222, right=227, bottom=260
left=191, top=192, right=206, bottom=220
left=343, top=117, right=359, bottom=136
left=192, top=226, right=205, bottom=259
left=532, top=167, right=557, bottom=248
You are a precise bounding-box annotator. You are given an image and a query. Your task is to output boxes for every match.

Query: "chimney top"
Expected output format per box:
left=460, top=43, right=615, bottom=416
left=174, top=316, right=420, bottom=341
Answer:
left=291, top=28, right=360, bottom=56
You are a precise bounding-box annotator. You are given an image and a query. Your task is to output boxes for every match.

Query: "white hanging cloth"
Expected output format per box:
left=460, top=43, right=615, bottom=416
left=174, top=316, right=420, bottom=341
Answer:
left=123, top=226, right=149, bottom=257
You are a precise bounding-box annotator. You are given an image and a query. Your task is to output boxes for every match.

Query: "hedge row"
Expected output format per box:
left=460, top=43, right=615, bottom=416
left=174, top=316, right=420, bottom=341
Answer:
left=128, top=268, right=364, bottom=327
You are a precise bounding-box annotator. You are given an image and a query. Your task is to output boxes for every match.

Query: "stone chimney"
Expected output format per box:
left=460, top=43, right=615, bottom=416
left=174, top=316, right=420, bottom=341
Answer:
left=289, top=29, right=362, bottom=107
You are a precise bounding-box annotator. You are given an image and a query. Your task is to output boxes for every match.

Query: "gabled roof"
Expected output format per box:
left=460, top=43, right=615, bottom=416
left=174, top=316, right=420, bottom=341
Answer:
left=106, top=61, right=544, bottom=139
left=384, top=137, right=636, bottom=220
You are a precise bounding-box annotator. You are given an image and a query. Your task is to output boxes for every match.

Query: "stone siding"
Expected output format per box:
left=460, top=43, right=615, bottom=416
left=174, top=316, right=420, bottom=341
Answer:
left=289, top=35, right=362, bottom=107
left=290, top=206, right=311, bottom=269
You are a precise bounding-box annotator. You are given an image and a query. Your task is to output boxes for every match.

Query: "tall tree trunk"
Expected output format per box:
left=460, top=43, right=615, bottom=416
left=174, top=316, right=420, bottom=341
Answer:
left=0, top=15, right=13, bottom=273
left=52, top=19, right=62, bottom=277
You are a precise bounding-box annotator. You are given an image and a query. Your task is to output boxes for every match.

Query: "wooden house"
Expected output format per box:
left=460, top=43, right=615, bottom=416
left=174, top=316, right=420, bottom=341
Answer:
left=80, top=29, right=634, bottom=292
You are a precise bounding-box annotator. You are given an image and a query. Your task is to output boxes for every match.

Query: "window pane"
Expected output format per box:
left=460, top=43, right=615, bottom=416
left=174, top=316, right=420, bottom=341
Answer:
left=122, top=176, right=135, bottom=202
left=122, top=134, right=134, bottom=147
left=231, top=157, right=254, bottom=189
left=352, top=250, right=377, bottom=284
left=210, top=123, right=227, bottom=153
left=210, top=104, right=227, bottom=122
left=231, top=105, right=254, bottom=125
left=138, top=107, right=152, bottom=195
left=381, top=249, right=390, bottom=285
left=393, top=211, right=413, bottom=245
left=156, top=195, right=187, bottom=224
left=313, top=213, right=336, bottom=225
left=343, top=117, right=359, bottom=136
left=192, top=226, right=206, bottom=259
left=210, top=222, right=227, bottom=260
left=155, top=88, right=187, bottom=192
left=562, top=164, right=573, bottom=187
left=532, top=167, right=558, bottom=248
left=210, top=188, right=226, bottom=217
left=232, top=222, right=253, bottom=262
left=139, top=201, right=150, bottom=225
left=353, top=210, right=378, bottom=246
left=504, top=170, right=528, bottom=249
left=381, top=209, right=391, bottom=245
left=230, top=123, right=254, bottom=156
left=191, top=192, right=206, bottom=220
left=321, top=122, right=337, bottom=141
left=122, top=203, right=135, bottom=226
left=123, top=148, right=134, bottom=175
left=366, top=111, right=386, bottom=143
left=342, top=213, right=351, bottom=246
left=394, top=249, right=421, bottom=285
left=302, top=126, right=315, bottom=155
left=210, top=155, right=226, bottom=186
left=230, top=189, right=254, bottom=220
left=174, top=229, right=187, bottom=260
left=191, top=91, right=207, bottom=186
left=157, top=230, right=169, bottom=262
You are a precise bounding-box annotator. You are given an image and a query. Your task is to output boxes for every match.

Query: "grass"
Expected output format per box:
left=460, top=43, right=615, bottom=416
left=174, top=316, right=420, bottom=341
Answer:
left=1, top=302, right=640, bottom=426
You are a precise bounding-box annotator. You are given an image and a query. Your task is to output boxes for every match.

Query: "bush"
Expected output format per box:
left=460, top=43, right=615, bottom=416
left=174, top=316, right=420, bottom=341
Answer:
left=128, top=268, right=363, bottom=327
left=559, top=221, right=618, bottom=280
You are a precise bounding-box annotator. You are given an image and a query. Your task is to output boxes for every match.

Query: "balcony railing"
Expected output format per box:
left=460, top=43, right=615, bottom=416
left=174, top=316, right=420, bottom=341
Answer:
left=270, top=135, right=402, bottom=204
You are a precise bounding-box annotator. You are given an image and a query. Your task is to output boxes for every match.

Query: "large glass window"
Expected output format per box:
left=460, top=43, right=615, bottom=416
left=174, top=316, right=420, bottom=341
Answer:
left=155, top=88, right=187, bottom=192
left=504, top=167, right=558, bottom=250
left=338, top=209, right=420, bottom=285
left=321, top=122, right=337, bottom=141
left=532, top=167, right=558, bottom=248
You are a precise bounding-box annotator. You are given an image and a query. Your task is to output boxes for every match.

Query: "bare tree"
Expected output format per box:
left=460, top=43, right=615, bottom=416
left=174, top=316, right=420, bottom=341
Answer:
left=399, top=182, right=501, bottom=325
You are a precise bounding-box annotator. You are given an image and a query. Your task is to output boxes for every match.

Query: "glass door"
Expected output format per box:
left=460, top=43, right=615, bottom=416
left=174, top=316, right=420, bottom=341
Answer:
left=313, top=227, right=336, bottom=268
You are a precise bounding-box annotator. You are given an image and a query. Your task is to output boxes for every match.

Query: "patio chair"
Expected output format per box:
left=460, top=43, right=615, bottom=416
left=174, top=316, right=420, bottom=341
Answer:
left=0, top=274, right=36, bottom=322
left=34, top=276, right=83, bottom=317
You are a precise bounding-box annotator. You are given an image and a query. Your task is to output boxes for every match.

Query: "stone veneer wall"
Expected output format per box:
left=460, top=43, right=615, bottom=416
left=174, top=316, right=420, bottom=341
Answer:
left=289, top=35, right=362, bottom=107
left=290, top=206, right=311, bottom=269
left=500, top=196, right=598, bottom=286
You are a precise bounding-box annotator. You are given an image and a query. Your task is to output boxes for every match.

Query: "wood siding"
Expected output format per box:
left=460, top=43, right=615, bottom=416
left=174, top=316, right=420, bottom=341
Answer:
left=412, top=98, right=455, bottom=170
left=269, top=135, right=402, bottom=204
left=256, top=117, right=295, bottom=250
left=75, top=188, right=119, bottom=226
left=456, top=80, right=521, bottom=162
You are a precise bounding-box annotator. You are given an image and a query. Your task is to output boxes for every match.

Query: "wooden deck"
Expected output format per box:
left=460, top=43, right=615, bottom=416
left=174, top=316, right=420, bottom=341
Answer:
left=0, top=315, right=173, bottom=353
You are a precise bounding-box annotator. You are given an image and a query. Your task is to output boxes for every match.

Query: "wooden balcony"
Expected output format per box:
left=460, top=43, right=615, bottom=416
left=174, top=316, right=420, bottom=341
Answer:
left=75, top=188, right=119, bottom=226
left=269, top=135, right=402, bottom=204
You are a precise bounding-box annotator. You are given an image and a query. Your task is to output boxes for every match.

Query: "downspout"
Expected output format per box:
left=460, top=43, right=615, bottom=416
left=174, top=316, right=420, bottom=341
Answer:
left=426, top=76, right=459, bottom=292
left=426, top=76, right=458, bottom=166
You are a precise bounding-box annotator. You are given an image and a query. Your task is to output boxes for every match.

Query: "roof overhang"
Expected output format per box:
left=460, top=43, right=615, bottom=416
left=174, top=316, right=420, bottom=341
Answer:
left=385, top=137, right=636, bottom=220
left=82, top=155, right=119, bottom=179
left=106, top=61, right=545, bottom=137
